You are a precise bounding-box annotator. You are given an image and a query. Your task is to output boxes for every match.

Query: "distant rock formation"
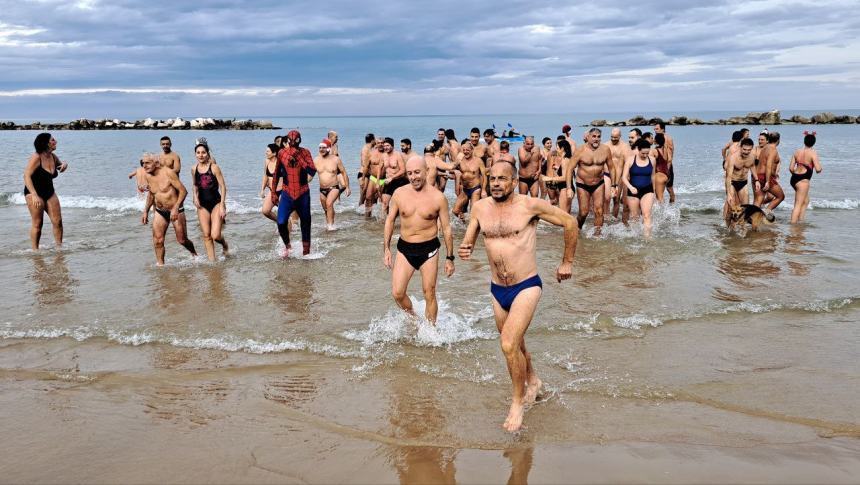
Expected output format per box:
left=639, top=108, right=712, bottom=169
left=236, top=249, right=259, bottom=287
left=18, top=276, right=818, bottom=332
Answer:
left=584, top=110, right=860, bottom=127
left=0, top=117, right=281, bottom=130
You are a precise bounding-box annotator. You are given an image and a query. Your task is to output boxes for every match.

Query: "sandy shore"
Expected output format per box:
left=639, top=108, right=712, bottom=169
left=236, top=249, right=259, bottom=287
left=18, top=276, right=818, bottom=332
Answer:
left=2, top=310, right=859, bottom=484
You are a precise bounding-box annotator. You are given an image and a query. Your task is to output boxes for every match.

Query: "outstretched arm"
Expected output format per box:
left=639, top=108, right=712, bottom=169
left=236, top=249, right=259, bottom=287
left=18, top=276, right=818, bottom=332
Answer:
left=438, top=195, right=455, bottom=277
left=530, top=198, right=578, bottom=281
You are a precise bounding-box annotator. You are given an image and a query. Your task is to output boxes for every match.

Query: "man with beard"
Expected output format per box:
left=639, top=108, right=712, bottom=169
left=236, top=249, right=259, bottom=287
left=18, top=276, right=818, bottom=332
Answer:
left=452, top=141, right=486, bottom=222
left=459, top=160, right=577, bottom=432
left=381, top=137, right=407, bottom=216
left=364, top=137, right=386, bottom=217
left=158, top=136, right=181, bottom=174
left=566, top=128, right=611, bottom=235
left=358, top=133, right=376, bottom=206
left=384, top=156, right=455, bottom=324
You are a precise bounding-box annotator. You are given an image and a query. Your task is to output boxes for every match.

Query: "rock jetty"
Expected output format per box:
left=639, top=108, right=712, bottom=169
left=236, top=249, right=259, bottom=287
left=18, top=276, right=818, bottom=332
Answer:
left=585, top=111, right=859, bottom=127
left=0, top=117, right=280, bottom=130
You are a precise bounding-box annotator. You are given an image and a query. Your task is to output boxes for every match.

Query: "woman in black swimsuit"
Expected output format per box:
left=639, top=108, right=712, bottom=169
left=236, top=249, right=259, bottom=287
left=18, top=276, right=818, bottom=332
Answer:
left=541, top=139, right=574, bottom=214
left=23, top=133, right=68, bottom=250
left=259, top=143, right=282, bottom=222
left=789, top=132, right=822, bottom=224
left=191, top=143, right=229, bottom=261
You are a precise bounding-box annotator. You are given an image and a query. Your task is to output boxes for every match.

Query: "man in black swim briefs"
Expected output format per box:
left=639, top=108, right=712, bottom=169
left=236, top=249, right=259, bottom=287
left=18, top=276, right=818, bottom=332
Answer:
left=383, top=156, right=455, bottom=324
left=141, top=153, right=197, bottom=266
left=517, top=136, right=542, bottom=197
left=724, top=138, right=759, bottom=224
left=459, top=160, right=578, bottom=432
left=566, top=128, right=611, bottom=235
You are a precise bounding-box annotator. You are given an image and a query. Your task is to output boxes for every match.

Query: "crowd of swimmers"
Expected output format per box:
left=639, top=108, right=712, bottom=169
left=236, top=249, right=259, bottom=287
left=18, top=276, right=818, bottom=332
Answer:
left=20, top=123, right=824, bottom=431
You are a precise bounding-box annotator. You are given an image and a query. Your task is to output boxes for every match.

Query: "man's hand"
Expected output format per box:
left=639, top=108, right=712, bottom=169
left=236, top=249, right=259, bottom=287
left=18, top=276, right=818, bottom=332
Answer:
left=557, top=261, right=572, bottom=282
left=458, top=242, right=473, bottom=260
left=141, top=211, right=149, bottom=225
left=170, top=208, right=179, bottom=222
left=383, top=248, right=392, bottom=269
left=566, top=188, right=574, bottom=199
left=445, top=259, right=454, bottom=277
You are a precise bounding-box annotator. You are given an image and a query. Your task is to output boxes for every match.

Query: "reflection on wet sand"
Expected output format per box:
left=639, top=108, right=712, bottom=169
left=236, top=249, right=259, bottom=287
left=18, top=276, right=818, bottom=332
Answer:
left=149, top=268, right=194, bottom=311
left=504, top=446, right=534, bottom=485
left=785, top=224, right=817, bottom=276
left=387, top=373, right=457, bottom=484
left=202, top=265, right=231, bottom=303
left=268, top=269, right=318, bottom=324
left=714, top=231, right=781, bottom=298
left=30, top=252, right=77, bottom=306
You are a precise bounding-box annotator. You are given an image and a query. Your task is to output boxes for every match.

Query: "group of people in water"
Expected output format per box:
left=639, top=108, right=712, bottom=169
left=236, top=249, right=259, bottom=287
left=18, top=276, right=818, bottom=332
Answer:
left=19, top=121, right=824, bottom=432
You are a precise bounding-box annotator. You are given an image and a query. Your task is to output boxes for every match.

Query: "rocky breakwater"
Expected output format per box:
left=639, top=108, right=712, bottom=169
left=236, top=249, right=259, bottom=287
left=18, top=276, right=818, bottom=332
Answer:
left=586, top=110, right=860, bottom=127
left=0, top=117, right=280, bottom=130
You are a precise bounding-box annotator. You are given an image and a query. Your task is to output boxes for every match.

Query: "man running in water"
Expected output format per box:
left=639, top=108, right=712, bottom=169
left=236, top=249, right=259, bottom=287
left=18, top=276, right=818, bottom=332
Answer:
left=452, top=141, right=486, bottom=222
left=381, top=137, right=407, bottom=216
left=271, top=130, right=316, bottom=256
left=316, top=138, right=350, bottom=230
left=606, top=128, right=630, bottom=221
left=364, top=138, right=386, bottom=217
left=724, top=138, right=758, bottom=222
left=653, top=120, right=676, bottom=203
left=158, top=136, right=181, bottom=174
left=141, top=153, right=197, bottom=265
left=384, top=156, right=455, bottom=323
left=483, top=128, right=500, bottom=164
left=358, top=133, right=375, bottom=206
left=567, top=128, right=611, bottom=234
left=459, top=160, right=577, bottom=432
left=517, top=136, right=542, bottom=196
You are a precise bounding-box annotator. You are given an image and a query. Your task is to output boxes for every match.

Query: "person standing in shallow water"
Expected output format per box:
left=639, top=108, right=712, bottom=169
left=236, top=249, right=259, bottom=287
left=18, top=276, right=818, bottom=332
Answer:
left=383, top=156, right=455, bottom=324
left=141, top=153, right=198, bottom=265
left=23, top=133, right=68, bottom=250
left=789, top=132, right=823, bottom=224
left=191, top=143, right=229, bottom=261
left=271, top=130, right=316, bottom=256
left=459, top=161, right=578, bottom=432
left=260, top=143, right=282, bottom=223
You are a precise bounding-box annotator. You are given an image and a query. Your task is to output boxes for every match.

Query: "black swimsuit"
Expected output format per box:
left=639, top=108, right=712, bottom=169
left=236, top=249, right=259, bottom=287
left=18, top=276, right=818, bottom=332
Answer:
left=195, top=164, right=222, bottom=212
left=731, top=179, right=748, bottom=193
left=577, top=178, right=604, bottom=194
left=790, top=162, right=814, bottom=190
left=24, top=157, right=58, bottom=201
left=397, top=237, right=441, bottom=271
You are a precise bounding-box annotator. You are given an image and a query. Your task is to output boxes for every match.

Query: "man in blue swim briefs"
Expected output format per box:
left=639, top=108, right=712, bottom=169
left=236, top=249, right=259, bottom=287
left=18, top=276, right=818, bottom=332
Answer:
left=459, top=161, right=578, bottom=432
left=384, top=156, right=455, bottom=324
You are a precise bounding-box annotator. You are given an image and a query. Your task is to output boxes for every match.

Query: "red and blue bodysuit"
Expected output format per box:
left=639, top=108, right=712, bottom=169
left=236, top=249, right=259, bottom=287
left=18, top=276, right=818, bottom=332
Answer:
left=271, top=131, right=316, bottom=255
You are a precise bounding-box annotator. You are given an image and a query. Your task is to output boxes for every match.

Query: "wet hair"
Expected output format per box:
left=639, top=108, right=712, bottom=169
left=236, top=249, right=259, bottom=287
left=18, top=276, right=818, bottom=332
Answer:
left=432, top=139, right=444, bottom=150
left=731, top=131, right=743, bottom=143
left=267, top=143, right=280, bottom=154
left=643, top=131, right=653, bottom=140
left=194, top=143, right=210, bottom=154
left=654, top=133, right=665, bottom=148
left=445, top=129, right=456, bottom=141
left=654, top=119, right=666, bottom=130
left=740, top=128, right=750, bottom=136
left=274, top=135, right=282, bottom=143
left=588, top=127, right=602, bottom=135
left=460, top=138, right=471, bottom=146
left=803, top=133, right=816, bottom=147
left=365, top=133, right=375, bottom=143
left=767, top=131, right=781, bottom=144
left=557, top=139, right=572, bottom=158
left=542, top=137, right=551, bottom=145
left=470, top=127, right=480, bottom=135
left=635, top=139, right=652, bottom=151
left=401, top=138, right=412, bottom=147
left=384, top=137, right=395, bottom=146
left=629, top=128, right=642, bottom=137
left=483, top=128, right=495, bottom=137
left=33, top=133, right=52, bottom=154
left=740, top=138, right=754, bottom=147
left=500, top=140, right=510, bottom=151
left=556, top=135, right=566, bottom=142
left=160, top=136, right=171, bottom=142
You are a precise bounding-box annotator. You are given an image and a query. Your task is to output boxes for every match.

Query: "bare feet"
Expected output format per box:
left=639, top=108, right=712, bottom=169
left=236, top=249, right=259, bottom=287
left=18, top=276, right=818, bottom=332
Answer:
left=279, top=245, right=290, bottom=259
left=503, top=401, right=526, bottom=432
left=524, top=377, right=542, bottom=405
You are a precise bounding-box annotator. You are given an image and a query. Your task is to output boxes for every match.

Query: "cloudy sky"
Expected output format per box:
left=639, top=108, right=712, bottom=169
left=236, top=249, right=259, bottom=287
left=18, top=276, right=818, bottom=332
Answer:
left=1, top=0, right=858, bottom=118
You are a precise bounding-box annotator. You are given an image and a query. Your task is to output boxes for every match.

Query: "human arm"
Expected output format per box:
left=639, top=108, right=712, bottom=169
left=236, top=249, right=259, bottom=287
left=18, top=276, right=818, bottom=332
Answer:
left=622, top=157, right=636, bottom=194
left=271, top=153, right=283, bottom=204
left=725, top=156, right=736, bottom=205
left=173, top=154, right=181, bottom=174
left=564, top=154, right=578, bottom=199
left=438, top=194, right=455, bottom=277
left=812, top=151, right=823, bottom=173
left=23, top=154, right=43, bottom=210
left=529, top=198, right=577, bottom=282
left=260, top=162, right=270, bottom=197
left=167, top=170, right=188, bottom=221
left=665, top=136, right=674, bottom=164
left=383, top=194, right=399, bottom=269
left=190, top=165, right=200, bottom=209
left=458, top=206, right=481, bottom=260
left=212, top=164, right=228, bottom=218
left=142, top=189, right=154, bottom=225
left=337, top=157, right=351, bottom=196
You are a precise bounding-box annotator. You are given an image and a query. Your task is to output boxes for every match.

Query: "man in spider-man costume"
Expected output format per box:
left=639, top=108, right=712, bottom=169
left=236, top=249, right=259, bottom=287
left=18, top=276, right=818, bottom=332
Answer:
left=271, top=130, right=317, bottom=256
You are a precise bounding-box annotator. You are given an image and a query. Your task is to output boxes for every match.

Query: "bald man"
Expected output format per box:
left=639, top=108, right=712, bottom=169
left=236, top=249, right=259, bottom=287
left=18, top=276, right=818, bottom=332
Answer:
left=605, top=127, right=630, bottom=220
left=384, top=156, right=455, bottom=323
left=460, top=160, right=578, bottom=432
